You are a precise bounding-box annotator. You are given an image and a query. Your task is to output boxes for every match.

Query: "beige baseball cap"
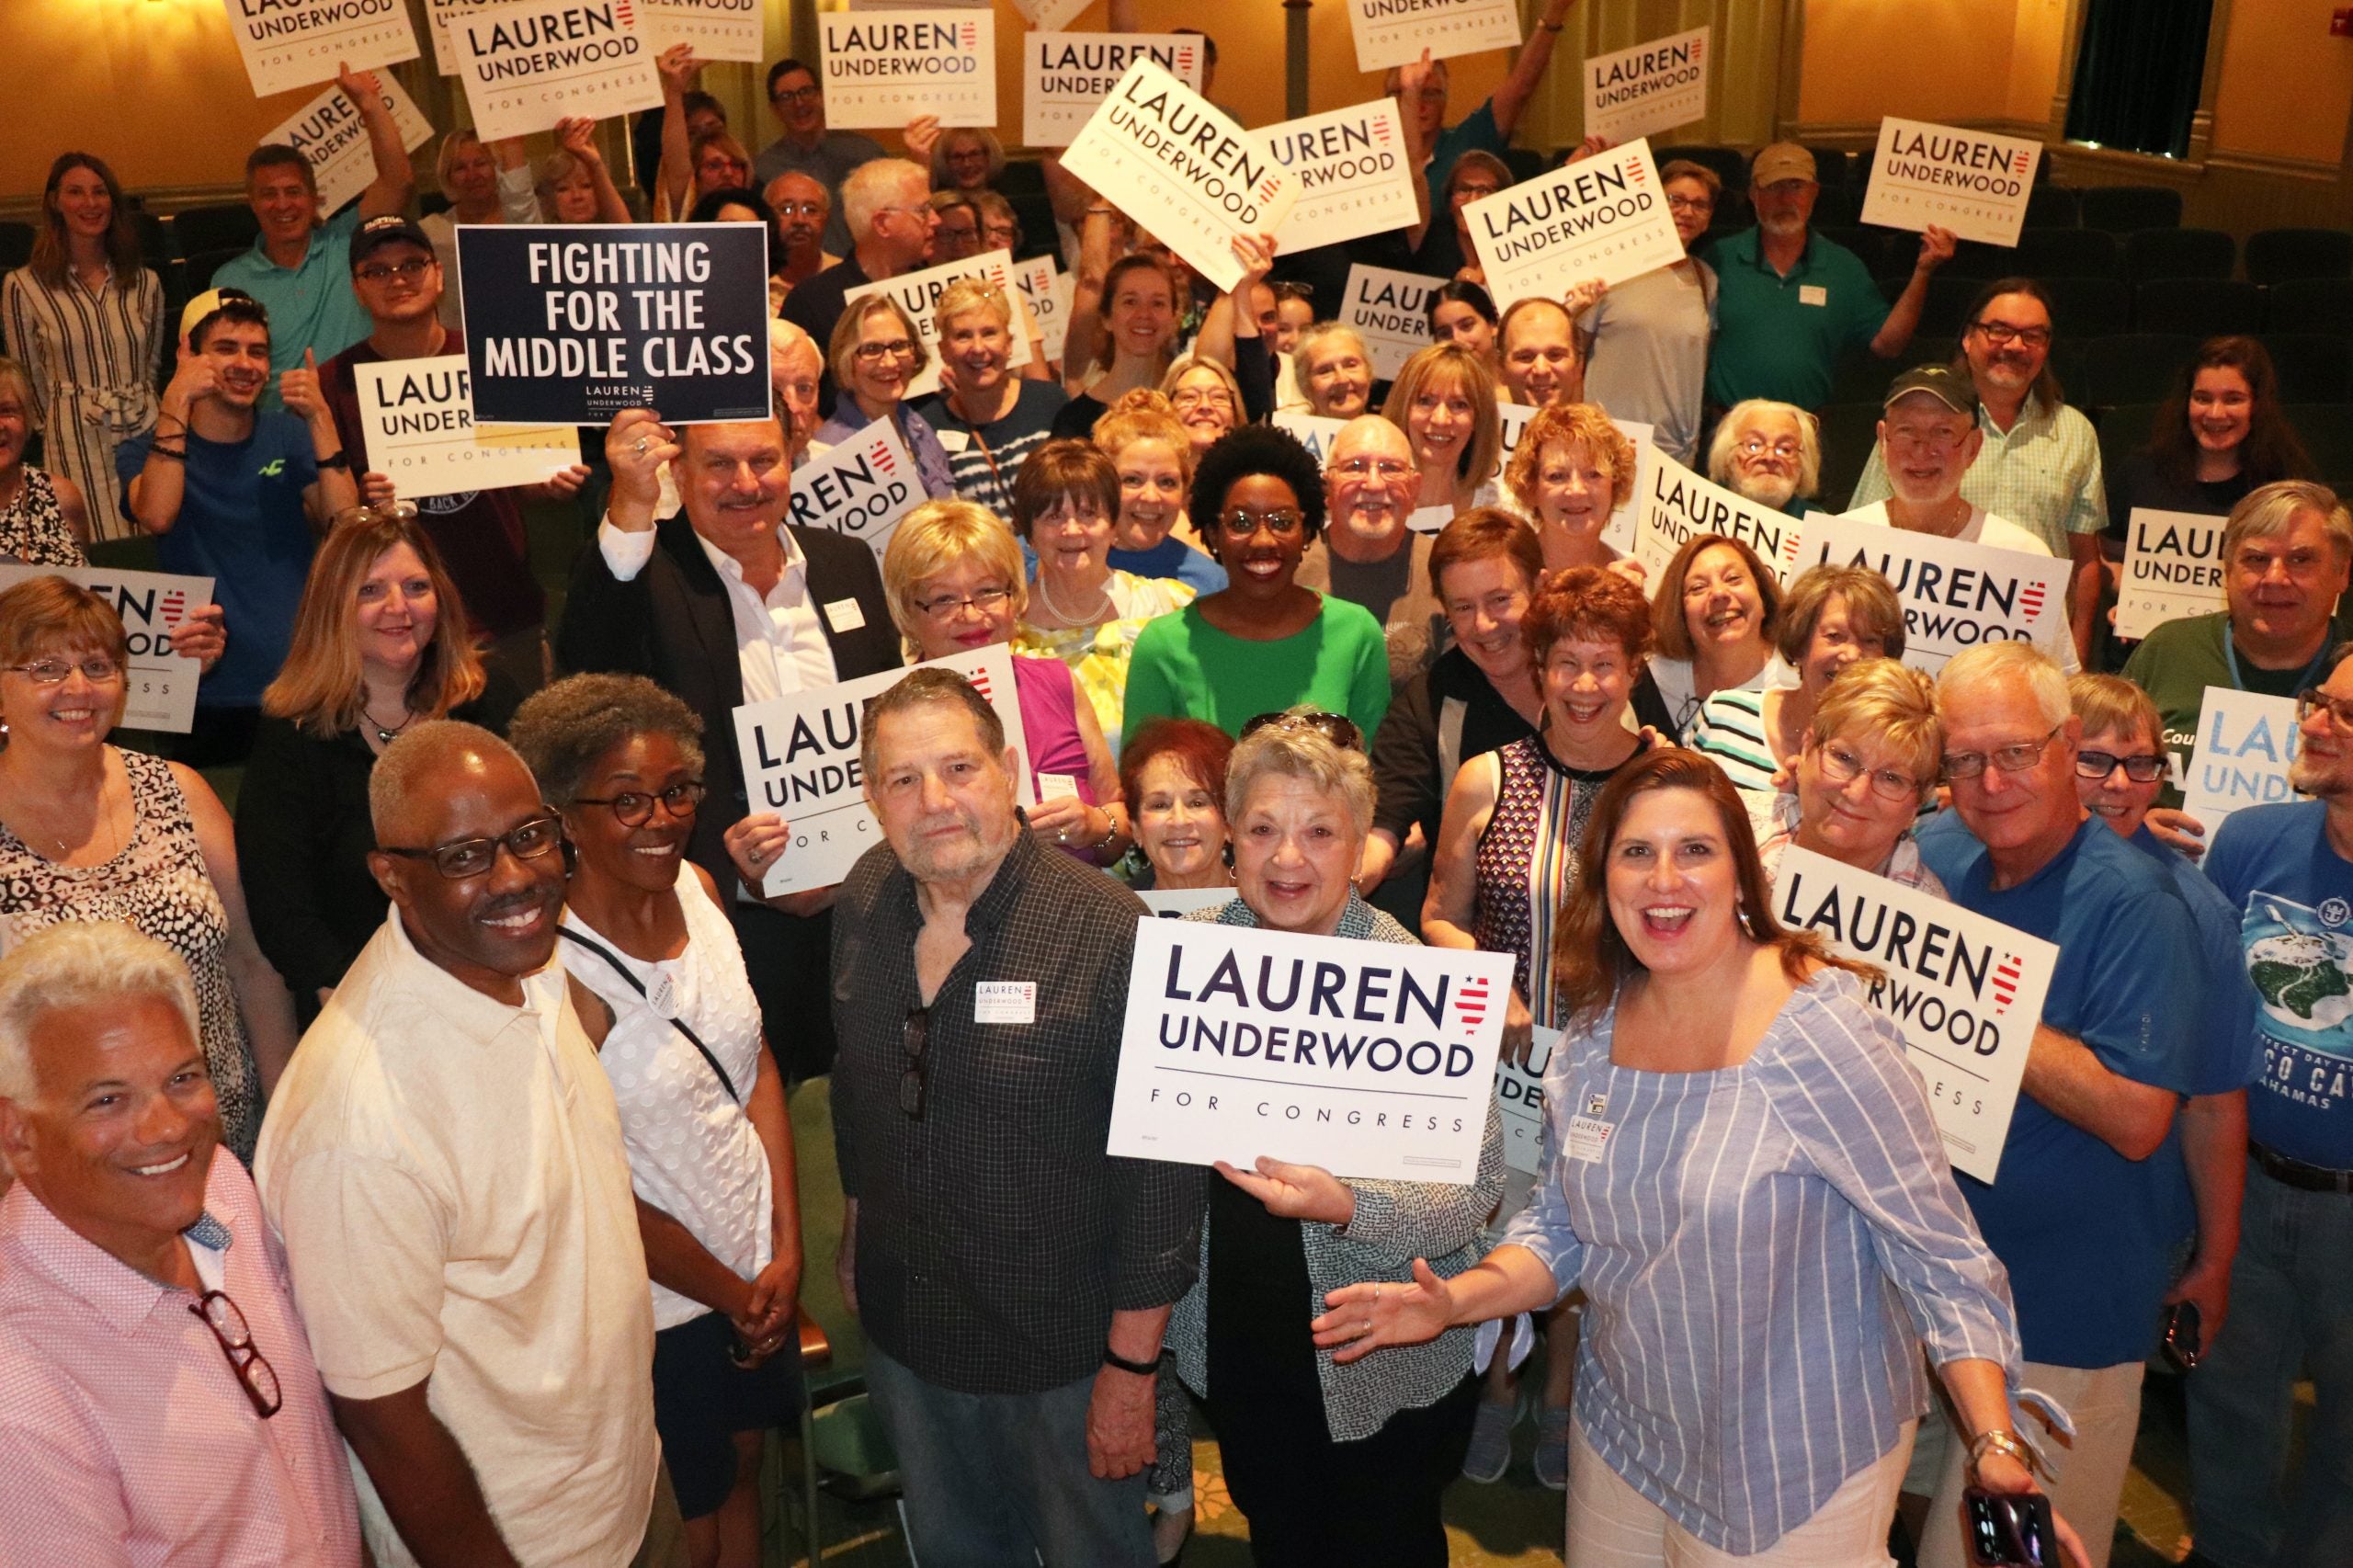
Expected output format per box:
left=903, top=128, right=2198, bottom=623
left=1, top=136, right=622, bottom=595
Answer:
left=1749, top=143, right=1818, bottom=187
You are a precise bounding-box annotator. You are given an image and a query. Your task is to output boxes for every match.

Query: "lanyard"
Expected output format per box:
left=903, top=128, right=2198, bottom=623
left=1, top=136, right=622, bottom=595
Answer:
left=2222, top=625, right=2333, bottom=696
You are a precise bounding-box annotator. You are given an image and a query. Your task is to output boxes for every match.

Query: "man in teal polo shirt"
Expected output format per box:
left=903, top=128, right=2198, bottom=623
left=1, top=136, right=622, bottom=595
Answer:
left=211, top=64, right=415, bottom=405
left=1702, top=142, right=1951, bottom=414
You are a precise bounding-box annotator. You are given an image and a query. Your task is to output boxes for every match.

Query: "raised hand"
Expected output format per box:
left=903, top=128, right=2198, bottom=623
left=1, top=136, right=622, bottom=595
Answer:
left=723, top=811, right=790, bottom=892
left=604, top=408, right=679, bottom=525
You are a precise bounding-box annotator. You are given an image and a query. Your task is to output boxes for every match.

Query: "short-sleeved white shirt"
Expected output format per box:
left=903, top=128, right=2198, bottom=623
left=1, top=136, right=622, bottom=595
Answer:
left=255, top=910, right=658, bottom=1568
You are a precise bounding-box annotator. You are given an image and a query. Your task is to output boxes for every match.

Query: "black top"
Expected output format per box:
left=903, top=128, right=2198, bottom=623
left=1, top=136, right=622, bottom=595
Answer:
left=2103, top=449, right=2255, bottom=545
left=830, top=828, right=1208, bottom=1394
left=233, top=671, right=522, bottom=999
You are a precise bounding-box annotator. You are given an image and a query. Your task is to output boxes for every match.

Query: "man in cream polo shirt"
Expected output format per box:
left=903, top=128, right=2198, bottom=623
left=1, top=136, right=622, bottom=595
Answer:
left=256, top=722, right=682, bottom=1568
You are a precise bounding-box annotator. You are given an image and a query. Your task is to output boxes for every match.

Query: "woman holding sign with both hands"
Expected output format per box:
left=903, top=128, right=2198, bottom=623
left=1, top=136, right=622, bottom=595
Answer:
left=1323, top=748, right=2088, bottom=1568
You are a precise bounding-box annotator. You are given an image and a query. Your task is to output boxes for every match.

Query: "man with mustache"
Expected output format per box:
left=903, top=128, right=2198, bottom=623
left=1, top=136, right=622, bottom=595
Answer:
left=1705, top=398, right=1826, bottom=518
left=1298, top=416, right=1446, bottom=680
left=763, top=171, right=840, bottom=295
left=829, top=667, right=1203, bottom=1568
left=752, top=58, right=885, bottom=259
left=256, top=722, right=685, bottom=1566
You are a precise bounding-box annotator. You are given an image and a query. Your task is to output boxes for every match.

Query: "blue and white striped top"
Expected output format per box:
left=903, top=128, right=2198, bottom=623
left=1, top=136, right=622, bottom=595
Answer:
left=1500, top=965, right=2019, bottom=1553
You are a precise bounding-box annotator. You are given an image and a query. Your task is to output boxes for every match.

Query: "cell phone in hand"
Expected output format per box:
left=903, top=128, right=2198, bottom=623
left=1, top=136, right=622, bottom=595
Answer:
left=2161, top=1299, right=2203, bottom=1372
left=1965, top=1488, right=2058, bottom=1566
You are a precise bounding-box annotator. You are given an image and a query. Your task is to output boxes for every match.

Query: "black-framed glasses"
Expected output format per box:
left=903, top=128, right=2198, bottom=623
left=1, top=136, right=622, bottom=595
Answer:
left=853, top=337, right=917, bottom=362
left=772, top=84, right=822, bottom=105
left=2299, top=687, right=2353, bottom=729
left=1241, top=709, right=1364, bottom=752
left=1665, top=194, right=1715, bottom=213
left=915, top=585, right=1013, bottom=619
left=9, top=655, right=122, bottom=684
left=189, top=1290, right=283, bottom=1418
left=1943, top=722, right=2064, bottom=780
left=355, top=257, right=433, bottom=285
left=380, top=811, right=564, bottom=879
left=900, top=1006, right=930, bottom=1119
left=1969, top=319, right=2052, bottom=350
left=1815, top=738, right=1924, bottom=801
left=571, top=780, right=706, bottom=827
left=1217, top=506, right=1304, bottom=538
left=2075, top=749, right=2167, bottom=784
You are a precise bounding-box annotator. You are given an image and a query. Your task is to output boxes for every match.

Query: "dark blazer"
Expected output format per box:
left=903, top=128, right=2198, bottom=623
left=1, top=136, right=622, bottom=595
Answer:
left=557, top=514, right=902, bottom=892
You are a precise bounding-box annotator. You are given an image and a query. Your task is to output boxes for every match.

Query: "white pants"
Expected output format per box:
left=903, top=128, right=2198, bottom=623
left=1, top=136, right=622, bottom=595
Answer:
left=1913, top=1359, right=2144, bottom=1568
left=1566, top=1420, right=1916, bottom=1567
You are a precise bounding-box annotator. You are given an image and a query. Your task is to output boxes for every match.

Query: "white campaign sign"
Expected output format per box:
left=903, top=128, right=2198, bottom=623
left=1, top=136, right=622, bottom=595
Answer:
left=1273, top=411, right=1348, bottom=469
left=455, top=0, right=662, bottom=143
left=1583, top=26, right=1710, bottom=145
left=1340, top=264, right=1445, bottom=381
left=2116, top=507, right=2227, bottom=643
left=351, top=356, right=578, bottom=499
left=1011, top=0, right=1090, bottom=28
left=784, top=416, right=925, bottom=565
left=0, top=567, right=214, bottom=734
left=1013, top=256, right=1074, bottom=365
left=223, top=0, right=419, bottom=98
left=1347, top=0, right=1519, bottom=73
left=2184, top=687, right=2306, bottom=830
left=638, top=0, right=763, bottom=62
left=1138, top=888, right=1237, bottom=918
left=261, top=74, right=435, bottom=216
left=1497, top=1026, right=1559, bottom=1176
left=426, top=0, right=506, bottom=74
left=1794, top=513, right=2072, bottom=673
left=819, top=9, right=996, bottom=131
left=1466, top=137, right=1686, bottom=309
left=1493, top=411, right=1652, bottom=554
left=845, top=249, right=1030, bottom=400
left=1057, top=60, right=1298, bottom=294
left=1267, top=99, right=1422, bottom=254
left=732, top=646, right=1028, bottom=896
left=1108, top=918, right=1517, bottom=1182
left=1771, top=846, right=2051, bottom=1183
left=1024, top=33, right=1204, bottom=149
left=1860, top=116, right=2043, bottom=249
left=1631, top=449, right=1802, bottom=584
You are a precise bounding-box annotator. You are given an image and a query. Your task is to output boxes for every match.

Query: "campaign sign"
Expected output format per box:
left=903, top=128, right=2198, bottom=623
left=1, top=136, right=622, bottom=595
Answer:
left=1631, top=449, right=1800, bottom=585
left=426, top=0, right=506, bottom=74
left=845, top=249, right=1030, bottom=401
left=1267, top=99, right=1422, bottom=254
left=1347, top=0, right=1519, bottom=73
left=350, top=355, right=579, bottom=499
left=1860, top=117, right=2042, bottom=249
left=2185, top=687, right=2306, bottom=830
left=1108, top=918, right=1517, bottom=1182
left=731, top=646, right=1027, bottom=895
left=785, top=417, right=924, bottom=564
left=459, top=223, right=771, bottom=426
left=0, top=566, right=214, bottom=734
left=819, top=9, right=996, bottom=131
left=1341, top=265, right=1445, bottom=381
left=1013, top=256, right=1074, bottom=364
left=638, top=0, right=762, bottom=62
left=1011, top=0, right=1090, bottom=28
left=455, top=0, right=662, bottom=143
left=1466, top=138, right=1686, bottom=309
left=1771, top=846, right=2052, bottom=1182
left=1139, top=888, right=1238, bottom=918
left=1497, top=1026, right=1559, bottom=1176
left=2116, top=507, right=2227, bottom=643
left=1794, top=512, right=2071, bottom=673
left=261, top=73, right=436, bottom=216
left=1058, top=60, right=1299, bottom=295
left=1024, top=33, right=1204, bottom=149
left=223, top=0, right=419, bottom=98
left=1273, top=411, right=1348, bottom=469
left=1584, top=26, right=1710, bottom=145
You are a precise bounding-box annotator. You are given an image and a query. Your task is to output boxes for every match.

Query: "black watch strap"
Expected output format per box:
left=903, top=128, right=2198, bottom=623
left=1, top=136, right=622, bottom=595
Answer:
left=1102, top=1346, right=1164, bottom=1376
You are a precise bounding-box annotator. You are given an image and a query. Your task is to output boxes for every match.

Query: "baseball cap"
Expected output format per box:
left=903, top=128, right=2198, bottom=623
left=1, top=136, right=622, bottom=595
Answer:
left=178, top=287, right=267, bottom=352
left=349, top=215, right=435, bottom=269
left=1749, top=143, right=1817, bottom=187
left=1884, top=364, right=1982, bottom=418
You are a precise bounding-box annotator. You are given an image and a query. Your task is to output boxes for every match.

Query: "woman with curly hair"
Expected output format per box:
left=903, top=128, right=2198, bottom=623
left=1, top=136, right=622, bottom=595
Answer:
left=1504, top=402, right=1641, bottom=577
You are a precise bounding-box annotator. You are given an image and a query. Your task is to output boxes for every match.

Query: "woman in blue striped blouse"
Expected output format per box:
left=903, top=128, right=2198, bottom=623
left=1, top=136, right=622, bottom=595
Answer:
left=1319, top=748, right=2086, bottom=1565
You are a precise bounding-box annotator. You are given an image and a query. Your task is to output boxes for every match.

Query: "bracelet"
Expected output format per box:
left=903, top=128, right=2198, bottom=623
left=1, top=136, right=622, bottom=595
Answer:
left=314, top=451, right=351, bottom=471
left=147, top=444, right=187, bottom=463
left=1088, top=807, right=1124, bottom=854
left=1540, top=19, right=1565, bottom=29
left=1102, top=1345, right=1163, bottom=1376
left=1968, top=1428, right=2034, bottom=1476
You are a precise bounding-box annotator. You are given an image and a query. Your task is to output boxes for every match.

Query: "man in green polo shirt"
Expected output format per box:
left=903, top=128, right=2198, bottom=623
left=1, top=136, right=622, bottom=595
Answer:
left=1702, top=143, right=1952, bottom=414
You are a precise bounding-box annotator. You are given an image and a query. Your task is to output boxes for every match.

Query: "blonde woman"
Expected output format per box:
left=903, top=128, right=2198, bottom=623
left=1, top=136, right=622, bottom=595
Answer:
left=1689, top=563, right=1905, bottom=794
left=911, top=278, right=1067, bottom=518
left=1504, top=402, right=1639, bottom=577
left=816, top=293, right=956, bottom=501
left=1752, top=658, right=1948, bottom=893
left=536, top=118, right=633, bottom=226
left=1095, top=390, right=1225, bottom=594
left=1382, top=343, right=1502, bottom=525
left=1291, top=322, right=1375, bottom=419
left=1159, top=355, right=1246, bottom=459
left=418, top=129, right=541, bottom=327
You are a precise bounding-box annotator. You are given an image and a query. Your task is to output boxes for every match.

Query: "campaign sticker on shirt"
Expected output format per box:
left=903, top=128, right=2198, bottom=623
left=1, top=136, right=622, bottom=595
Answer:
left=975, top=981, right=1039, bottom=1025
left=1566, top=1113, right=1614, bottom=1163
left=934, top=428, right=972, bottom=453
left=646, top=970, right=678, bottom=1019
left=1799, top=284, right=1828, bottom=306
left=824, top=597, right=866, bottom=633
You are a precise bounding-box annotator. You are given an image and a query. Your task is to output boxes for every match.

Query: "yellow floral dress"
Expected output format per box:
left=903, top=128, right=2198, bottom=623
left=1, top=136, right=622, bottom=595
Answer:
left=1012, top=569, right=1194, bottom=751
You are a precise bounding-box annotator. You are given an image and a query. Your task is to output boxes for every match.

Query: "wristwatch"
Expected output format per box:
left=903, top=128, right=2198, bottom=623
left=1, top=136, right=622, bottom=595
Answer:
left=1102, top=1346, right=1164, bottom=1376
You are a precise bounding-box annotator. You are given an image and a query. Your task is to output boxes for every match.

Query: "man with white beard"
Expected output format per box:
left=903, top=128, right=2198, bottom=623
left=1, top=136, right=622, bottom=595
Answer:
left=1705, top=399, right=1828, bottom=519
left=1297, top=416, right=1447, bottom=679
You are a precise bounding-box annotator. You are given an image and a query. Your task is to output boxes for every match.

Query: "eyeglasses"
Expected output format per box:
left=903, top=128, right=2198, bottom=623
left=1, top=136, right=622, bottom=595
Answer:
left=1814, top=739, right=1923, bottom=801
left=1735, top=436, right=1802, bottom=460
left=379, top=811, right=564, bottom=879
left=1943, top=722, right=2064, bottom=780
left=1665, top=194, right=1714, bottom=213
left=774, top=200, right=826, bottom=219
left=1169, top=386, right=1235, bottom=411
left=1970, top=319, right=2052, bottom=350
left=355, top=257, right=433, bottom=284
left=1451, top=184, right=1502, bottom=202
left=1241, top=709, right=1364, bottom=752
left=1330, top=457, right=1415, bottom=481
left=1887, top=423, right=1968, bottom=451
left=2075, top=750, right=2167, bottom=783
left=330, top=500, right=418, bottom=529
left=2299, top=687, right=2353, bottom=729
left=916, top=585, right=1013, bottom=619
left=772, top=85, right=822, bottom=106
left=853, top=338, right=917, bottom=362
left=188, top=1290, right=282, bottom=1419
left=1217, top=506, right=1304, bottom=538
left=900, top=1006, right=930, bottom=1119
left=571, top=780, right=705, bottom=827
left=9, top=655, right=121, bottom=684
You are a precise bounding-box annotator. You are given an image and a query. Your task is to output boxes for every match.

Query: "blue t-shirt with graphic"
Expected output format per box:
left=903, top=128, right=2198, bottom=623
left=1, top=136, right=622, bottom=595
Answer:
left=2203, top=801, right=2353, bottom=1169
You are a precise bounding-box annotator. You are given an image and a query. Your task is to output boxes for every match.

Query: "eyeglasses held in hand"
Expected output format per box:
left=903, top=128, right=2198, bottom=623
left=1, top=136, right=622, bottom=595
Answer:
left=1814, top=739, right=1923, bottom=801
left=2075, top=749, right=2167, bottom=784
left=1943, top=722, right=2063, bottom=780
left=189, top=1290, right=283, bottom=1419
left=571, top=781, right=706, bottom=827
left=1241, top=709, right=1365, bottom=753
left=380, top=811, right=565, bottom=880
left=2299, top=687, right=2353, bottom=729
left=9, top=656, right=122, bottom=685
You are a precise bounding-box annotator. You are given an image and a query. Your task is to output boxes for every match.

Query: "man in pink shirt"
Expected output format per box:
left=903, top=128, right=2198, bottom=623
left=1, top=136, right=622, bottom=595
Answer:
left=0, top=921, right=361, bottom=1566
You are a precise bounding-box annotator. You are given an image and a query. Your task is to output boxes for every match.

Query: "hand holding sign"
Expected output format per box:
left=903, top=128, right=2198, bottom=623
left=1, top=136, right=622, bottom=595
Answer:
left=605, top=408, right=681, bottom=528
left=1214, top=1157, right=1358, bottom=1225
left=723, top=812, right=792, bottom=895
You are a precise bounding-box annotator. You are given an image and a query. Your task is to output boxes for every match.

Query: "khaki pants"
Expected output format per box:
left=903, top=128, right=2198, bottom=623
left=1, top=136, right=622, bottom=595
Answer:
left=1912, top=1359, right=2144, bottom=1568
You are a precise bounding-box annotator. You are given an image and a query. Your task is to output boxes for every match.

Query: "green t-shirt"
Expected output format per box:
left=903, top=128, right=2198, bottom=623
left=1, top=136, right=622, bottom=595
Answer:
left=1122, top=597, right=1392, bottom=742
left=1700, top=227, right=1888, bottom=412
left=2121, top=609, right=2351, bottom=807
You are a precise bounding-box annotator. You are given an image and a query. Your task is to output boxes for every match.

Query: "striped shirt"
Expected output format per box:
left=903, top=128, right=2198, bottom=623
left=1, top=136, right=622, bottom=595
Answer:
left=2, top=264, right=165, bottom=542
left=1688, top=687, right=1780, bottom=793
left=1847, top=394, right=2106, bottom=553
left=1502, top=966, right=2018, bottom=1552
left=1752, top=790, right=1949, bottom=895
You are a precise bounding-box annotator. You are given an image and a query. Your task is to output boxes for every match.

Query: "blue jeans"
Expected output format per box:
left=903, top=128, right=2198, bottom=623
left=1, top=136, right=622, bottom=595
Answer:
left=2188, top=1158, right=2353, bottom=1568
left=864, top=1342, right=1154, bottom=1568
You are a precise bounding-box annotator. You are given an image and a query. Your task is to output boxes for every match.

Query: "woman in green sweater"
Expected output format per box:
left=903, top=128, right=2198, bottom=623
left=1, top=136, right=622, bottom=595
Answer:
left=1122, top=424, right=1392, bottom=740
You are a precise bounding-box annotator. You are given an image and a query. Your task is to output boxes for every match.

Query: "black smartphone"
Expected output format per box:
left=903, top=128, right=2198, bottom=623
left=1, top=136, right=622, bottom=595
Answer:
left=2162, top=1300, right=2203, bottom=1372
left=1965, top=1488, right=2059, bottom=1566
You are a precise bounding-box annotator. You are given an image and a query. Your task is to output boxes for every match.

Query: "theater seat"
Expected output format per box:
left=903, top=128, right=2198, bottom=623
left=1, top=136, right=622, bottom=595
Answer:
left=168, top=202, right=261, bottom=258
left=2261, top=335, right=2353, bottom=403
left=2284, top=403, right=2353, bottom=483
left=2267, top=278, right=2353, bottom=337
left=2245, top=228, right=2353, bottom=286
left=2080, top=185, right=2184, bottom=234
left=2134, top=278, right=2262, bottom=335
left=2016, top=227, right=2120, bottom=281
left=2045, top=276, right=2130, bottom=337
left=2122, top=228, right=2236, bottom=284
left=1815, top=402, right=1882, bottom=506
left=2080, top=334, right=2202, bottom=406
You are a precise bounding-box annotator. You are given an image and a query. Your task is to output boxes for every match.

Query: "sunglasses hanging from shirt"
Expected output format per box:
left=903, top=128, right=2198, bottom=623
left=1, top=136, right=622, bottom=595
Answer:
left=557, top=926, right=742, bottom=1103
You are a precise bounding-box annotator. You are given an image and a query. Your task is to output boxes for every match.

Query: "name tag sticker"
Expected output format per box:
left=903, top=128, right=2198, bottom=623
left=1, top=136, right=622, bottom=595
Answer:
left=974, top=981, right=1038, bottom=1025
left=934, top=428, right=972, bottom=452
left=1566, top=1115, right=1615, bottom=1163
left=824, top=597, right=867, bottom=633
left=1799, top=284, right=1828, bottom=307
left=1037, top=773, right=1084, bottom=800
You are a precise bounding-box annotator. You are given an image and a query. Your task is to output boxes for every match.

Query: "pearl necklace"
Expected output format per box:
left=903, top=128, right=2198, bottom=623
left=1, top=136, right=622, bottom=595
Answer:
left=1037, top=566, right=1114, bottom=628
